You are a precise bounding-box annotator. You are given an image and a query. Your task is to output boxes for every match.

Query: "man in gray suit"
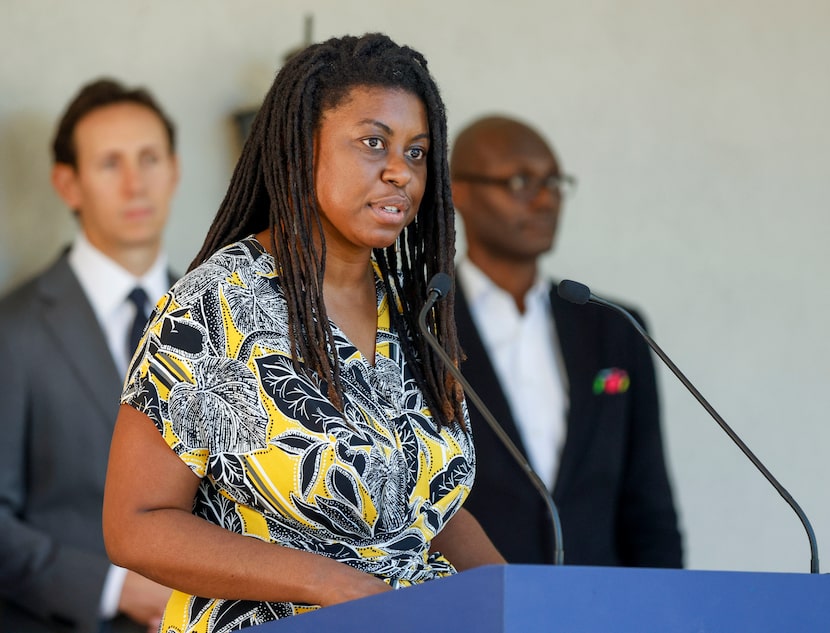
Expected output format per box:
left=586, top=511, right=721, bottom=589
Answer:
left=0, top=79, right=178, bottom=632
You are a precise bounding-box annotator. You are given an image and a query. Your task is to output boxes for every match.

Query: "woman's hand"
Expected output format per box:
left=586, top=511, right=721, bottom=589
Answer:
left=314, top=562, right=393, bottom=607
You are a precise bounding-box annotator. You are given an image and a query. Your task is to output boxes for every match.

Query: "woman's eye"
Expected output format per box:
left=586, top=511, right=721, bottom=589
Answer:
left=362, top=137, right=385, bottom=150
left=407, top=147, right=426, bottom=160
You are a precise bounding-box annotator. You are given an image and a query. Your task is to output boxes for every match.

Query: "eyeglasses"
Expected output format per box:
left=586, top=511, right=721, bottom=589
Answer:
left=454, top=171, right=577, bottom=201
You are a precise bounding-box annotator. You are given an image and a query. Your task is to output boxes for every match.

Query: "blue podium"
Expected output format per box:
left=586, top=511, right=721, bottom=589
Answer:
left=253, top=564, right=829, bottom=632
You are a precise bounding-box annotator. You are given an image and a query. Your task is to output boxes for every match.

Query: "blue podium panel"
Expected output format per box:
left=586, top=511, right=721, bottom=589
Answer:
left=254, top=565, right=830, bottom=633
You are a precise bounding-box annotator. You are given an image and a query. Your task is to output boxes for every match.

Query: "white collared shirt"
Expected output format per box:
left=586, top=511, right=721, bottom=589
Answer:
left=68, top=231, right=170, bottom=376
left=457, top=258, right=567, bottom=490
left=67, top=231, right=170, bottom=618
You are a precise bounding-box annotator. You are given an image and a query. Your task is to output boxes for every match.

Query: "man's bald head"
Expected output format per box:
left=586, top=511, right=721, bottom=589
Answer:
left=450, top=115, right=568, bottom=298
left=450, top=116, right=556, bottom=177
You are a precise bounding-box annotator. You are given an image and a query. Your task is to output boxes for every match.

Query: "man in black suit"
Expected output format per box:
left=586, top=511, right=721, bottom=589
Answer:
left=0, top=79, right=177, bottom=632
left=451, top=115, right=682, bottom=567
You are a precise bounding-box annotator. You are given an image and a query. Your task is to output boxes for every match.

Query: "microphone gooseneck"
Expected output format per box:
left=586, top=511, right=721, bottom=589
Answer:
left=419, top=273, right=565, bottom=566
left=558, top=279, right=820, bottom=574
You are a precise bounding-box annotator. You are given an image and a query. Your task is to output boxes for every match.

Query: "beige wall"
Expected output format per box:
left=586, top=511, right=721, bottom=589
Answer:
left=2, top=0, right=828, bottom=573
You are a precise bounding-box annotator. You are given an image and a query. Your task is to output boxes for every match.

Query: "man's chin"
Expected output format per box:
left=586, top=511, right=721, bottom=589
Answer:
left=120, top=232, right=165, bottom=251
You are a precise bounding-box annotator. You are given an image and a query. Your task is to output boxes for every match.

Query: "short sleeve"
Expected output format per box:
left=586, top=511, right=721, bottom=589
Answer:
left=121, top=269, right=271, bottom=478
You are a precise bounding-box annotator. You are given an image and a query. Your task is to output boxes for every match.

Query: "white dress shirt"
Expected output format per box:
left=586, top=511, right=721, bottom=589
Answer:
left=67, top=231, right=170, bottom=618
left=457, top=258, right=568, bottom=490
left=68, top=231, right=170, bottom=375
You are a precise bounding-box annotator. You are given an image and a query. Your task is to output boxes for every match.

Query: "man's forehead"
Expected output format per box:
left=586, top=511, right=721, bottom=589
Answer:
left=74, top=104, right=168, bottom=147
left=478, top=133, right=558, bottom=169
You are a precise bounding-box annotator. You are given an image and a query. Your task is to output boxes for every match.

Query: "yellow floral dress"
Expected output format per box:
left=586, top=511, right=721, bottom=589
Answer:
left=121, top=237, right=474, bottom=632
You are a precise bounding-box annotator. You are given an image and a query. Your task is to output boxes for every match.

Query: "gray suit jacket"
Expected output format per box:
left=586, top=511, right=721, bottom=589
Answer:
left=0, top=252, right=168, bottom=633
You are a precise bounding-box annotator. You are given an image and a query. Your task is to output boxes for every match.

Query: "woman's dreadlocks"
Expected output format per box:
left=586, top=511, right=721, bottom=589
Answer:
left=191, top=33, right=463, bottom=427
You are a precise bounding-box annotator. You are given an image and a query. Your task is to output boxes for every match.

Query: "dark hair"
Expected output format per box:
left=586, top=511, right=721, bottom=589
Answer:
left=192, top=33, right=463, bottom=427
left=52, top=78, right=176, bottom=166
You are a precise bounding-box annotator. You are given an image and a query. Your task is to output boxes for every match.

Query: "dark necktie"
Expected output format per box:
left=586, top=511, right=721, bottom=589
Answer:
left=126, top=287, right=149, bottom=358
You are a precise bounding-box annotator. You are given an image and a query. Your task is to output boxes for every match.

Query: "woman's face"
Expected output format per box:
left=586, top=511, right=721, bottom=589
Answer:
left=313, top=85, right=429, bottom=257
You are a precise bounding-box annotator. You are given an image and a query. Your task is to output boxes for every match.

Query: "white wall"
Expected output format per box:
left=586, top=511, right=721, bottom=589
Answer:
left=2, top=0, right=827, bottom=574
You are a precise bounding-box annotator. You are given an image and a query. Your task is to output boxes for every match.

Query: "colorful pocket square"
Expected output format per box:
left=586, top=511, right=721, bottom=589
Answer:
left=593, top=368, right=630, bottom=395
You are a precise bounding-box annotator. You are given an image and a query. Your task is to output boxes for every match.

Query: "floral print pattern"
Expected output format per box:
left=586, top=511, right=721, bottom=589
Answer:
left=122, top=237, right=474, bottom=632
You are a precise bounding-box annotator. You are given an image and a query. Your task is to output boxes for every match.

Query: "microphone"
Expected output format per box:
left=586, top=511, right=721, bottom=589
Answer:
left=419, top=273, right=564, bottom=565
left=558, top=279, right=820, bottom=574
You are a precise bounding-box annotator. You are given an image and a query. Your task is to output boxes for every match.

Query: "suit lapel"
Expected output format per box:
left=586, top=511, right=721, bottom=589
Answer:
left=550, top=283, right=603, bottom=498
left=455, top=280, right=530, bottom=457
left=37, top=254, right=122, bottom=423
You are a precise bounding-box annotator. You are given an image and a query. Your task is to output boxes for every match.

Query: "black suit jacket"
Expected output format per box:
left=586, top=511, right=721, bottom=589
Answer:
left=0, top=252, right=175, bottom=632
left=456, top=280, right=682, bottom=567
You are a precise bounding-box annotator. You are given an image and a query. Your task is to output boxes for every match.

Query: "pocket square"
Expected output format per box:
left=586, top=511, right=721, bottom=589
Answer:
left=593, top=368, right=630, bottom=395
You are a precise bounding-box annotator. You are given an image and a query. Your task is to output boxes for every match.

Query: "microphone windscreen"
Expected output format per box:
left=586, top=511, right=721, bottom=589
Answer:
left=428, top=272, right=453, bottom=299
left=558, top=280, right=591, bottom=305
